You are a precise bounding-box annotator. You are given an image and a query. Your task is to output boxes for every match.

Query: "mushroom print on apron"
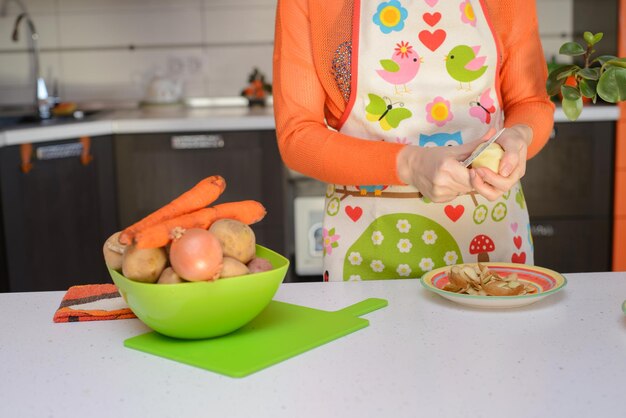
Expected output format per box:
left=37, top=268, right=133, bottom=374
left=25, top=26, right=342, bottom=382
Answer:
left=322, top=0, right=533, bottom=281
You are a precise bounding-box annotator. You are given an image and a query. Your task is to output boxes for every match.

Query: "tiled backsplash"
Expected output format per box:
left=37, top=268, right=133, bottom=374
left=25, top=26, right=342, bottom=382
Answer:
left=0, top=0, right=573, bottom=106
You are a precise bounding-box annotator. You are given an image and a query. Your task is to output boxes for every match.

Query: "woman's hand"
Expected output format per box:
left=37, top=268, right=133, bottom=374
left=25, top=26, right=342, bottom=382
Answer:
left=470, top=124, right=532, bottom=201
left=397, top=140, right=480, bottom=203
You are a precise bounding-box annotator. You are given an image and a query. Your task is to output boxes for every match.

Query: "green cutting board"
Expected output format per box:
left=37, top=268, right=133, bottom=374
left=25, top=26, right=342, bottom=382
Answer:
left=124, top=297, right=388, bottom=378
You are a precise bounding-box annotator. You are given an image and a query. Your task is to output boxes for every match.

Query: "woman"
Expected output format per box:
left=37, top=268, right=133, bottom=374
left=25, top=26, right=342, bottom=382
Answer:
left=273, top=0, right=554, bottom=281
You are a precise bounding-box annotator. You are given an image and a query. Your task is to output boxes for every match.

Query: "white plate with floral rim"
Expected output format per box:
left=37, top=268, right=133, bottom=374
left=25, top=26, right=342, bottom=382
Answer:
left=421, top=263, right=567, bottom=309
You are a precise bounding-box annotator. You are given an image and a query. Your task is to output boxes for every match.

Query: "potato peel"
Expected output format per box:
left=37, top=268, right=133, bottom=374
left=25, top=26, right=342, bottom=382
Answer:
left=444, top=264, right=537, bottom=296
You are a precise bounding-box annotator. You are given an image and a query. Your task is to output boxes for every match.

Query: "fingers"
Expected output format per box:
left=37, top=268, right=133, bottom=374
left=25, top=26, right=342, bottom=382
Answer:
left=471, top=167, right=520, bottom=201
left=470, top=169, right=502, bottom=201
left=496, top=130, right=528, bottom=177
left=497, top=151, right=519, bottom=177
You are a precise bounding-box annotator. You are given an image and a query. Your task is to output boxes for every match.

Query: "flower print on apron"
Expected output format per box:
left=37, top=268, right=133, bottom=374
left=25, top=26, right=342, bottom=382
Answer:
left=322, top=0, right=533, bottom=281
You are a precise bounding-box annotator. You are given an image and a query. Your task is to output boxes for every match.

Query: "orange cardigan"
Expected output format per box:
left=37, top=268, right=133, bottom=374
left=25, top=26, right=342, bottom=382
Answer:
left=273, top=0, right=555, bottom=185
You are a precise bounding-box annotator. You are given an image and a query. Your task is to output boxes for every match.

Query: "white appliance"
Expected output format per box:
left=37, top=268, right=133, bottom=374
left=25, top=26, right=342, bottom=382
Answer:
left=293, top=196, right=325, bottom=276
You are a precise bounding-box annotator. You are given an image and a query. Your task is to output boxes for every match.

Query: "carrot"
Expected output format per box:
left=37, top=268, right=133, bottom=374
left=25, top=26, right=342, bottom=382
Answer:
left=134, top=200, right=266, bottom=249
left=212, top=200, right=267, bottom=225
left=119, top=175, right=226, bottom=245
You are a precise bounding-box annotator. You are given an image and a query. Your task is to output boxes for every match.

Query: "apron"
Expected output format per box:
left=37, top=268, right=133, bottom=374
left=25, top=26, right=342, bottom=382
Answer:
left=322, top=0, right=533, bottom=281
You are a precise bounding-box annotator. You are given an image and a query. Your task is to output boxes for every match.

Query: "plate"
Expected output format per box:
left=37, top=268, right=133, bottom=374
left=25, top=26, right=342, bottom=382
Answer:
left=421, top=263, right=567, bottom=309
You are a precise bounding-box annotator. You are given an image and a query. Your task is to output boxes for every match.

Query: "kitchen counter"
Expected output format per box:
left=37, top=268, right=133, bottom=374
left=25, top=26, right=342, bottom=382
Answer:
left=0, top=103, right=620, bottom=147
left=1, top=273, right=625, bottom=418
left=0, top=104, right=276, bottom=147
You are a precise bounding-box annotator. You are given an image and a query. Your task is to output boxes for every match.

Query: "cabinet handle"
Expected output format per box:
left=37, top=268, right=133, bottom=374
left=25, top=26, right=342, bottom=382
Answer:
left=33, top=137, right=94, bottom=166
left=531, top=223, right=555, bottom=237
left=80, top=136, right=93, bottom=166
left=171, top=135, right=225, bottom=150
left=20, top=143, right=34, bottom=173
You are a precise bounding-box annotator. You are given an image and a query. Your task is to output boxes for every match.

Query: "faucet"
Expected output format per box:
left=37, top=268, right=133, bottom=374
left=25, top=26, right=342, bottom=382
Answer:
left=1, top=0, right=53, bottom=119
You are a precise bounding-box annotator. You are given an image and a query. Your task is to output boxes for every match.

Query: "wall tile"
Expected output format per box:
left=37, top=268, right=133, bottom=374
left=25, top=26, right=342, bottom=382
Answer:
left=203, top=6, right=276, bottom=44
left=0, top=51, right=61, bottom=105
left=536, top=0, right=574, bottom=61
left=58, top=0, right=202, bottom=13
left=59, top=10, right=203, bottom=48
left=0, top=15, right=59, bottom=50
left=203, top=0, right=277, bottom=8
left=204, top=44, right=273, bottom=96
left=0, top=0, right=57, bottom=15
left=60, top=48, right=209, bottom=102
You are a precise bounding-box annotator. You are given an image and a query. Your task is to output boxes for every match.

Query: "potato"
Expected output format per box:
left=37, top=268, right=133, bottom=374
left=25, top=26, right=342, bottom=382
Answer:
left=219, top=257, right=250, bottom=278
left=122, top=244, right=167, bottom=283
left=103, top=231, right=128, bottom=270
left=208, top=219, right=256, bottom=264
left=247, top=257, right=273, bottom=274
left=157, top=267, right=185, bottom=284
left=471, top=143, right=504, bottom=173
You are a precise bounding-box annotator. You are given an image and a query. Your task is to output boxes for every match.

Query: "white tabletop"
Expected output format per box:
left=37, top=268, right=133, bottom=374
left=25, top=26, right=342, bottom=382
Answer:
left=1, top=272, right=625, bottom=418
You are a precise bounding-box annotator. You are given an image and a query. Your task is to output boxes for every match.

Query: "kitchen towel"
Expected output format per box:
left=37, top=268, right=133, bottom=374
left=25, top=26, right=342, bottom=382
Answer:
left=53, top=283, right=136, bottom=323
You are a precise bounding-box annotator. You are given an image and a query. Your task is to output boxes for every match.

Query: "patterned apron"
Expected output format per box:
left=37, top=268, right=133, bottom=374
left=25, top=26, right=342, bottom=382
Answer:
left=322, top=0, right=533, bottom=281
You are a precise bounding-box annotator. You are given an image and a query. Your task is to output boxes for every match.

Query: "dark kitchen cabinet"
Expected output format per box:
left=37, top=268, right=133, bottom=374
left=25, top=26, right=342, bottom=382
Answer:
left=0, top=136, right=119, bottom=291
left=522, top=121, right=615, bottom=273
left=114, top=130, right=288, bottom=259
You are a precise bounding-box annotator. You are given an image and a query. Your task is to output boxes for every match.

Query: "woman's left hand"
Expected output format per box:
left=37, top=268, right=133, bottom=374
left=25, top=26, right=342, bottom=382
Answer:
left=470, top=124, right=532, bottom=201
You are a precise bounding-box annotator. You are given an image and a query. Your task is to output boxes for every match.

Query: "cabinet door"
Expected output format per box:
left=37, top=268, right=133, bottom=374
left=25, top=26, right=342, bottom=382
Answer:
left=522, top=121, right=614, bottom=219
left=0, top=136, right=119, bottom=291
left=114, top=131, right=287, bottom=255
left=521, top=121, right=614, bottom=272
left=531, top=219, right=611, bottom=273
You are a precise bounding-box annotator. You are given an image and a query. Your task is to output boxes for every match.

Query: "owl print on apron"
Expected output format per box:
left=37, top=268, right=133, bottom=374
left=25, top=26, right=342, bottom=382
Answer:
left=322, top=0, right=533, bottom=281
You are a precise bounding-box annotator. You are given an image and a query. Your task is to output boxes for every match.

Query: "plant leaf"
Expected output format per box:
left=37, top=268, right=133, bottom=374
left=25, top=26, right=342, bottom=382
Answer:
left=559, top=42, right=586, bottom=56
left=578, top=67, right=600, bottom=80
left=583, top=31, right=594, bottom=45
left=604, top=58, right=626, bottom=69
left=546, top=65, right=577, bottom=96
left=546, top=73, right=566, bottom=96
left=579, top=78, right=597, bottom=98
left=556, top=67, right=580, bottom=80
left=592, top=33, right=604, bottom=45
left=562, top=97, right=583, bottom=121
left=593, top=55, right=618, bottom=65
left=561, top=85, right=581, bottom=101
left=597, top=67, right=626, bottom=102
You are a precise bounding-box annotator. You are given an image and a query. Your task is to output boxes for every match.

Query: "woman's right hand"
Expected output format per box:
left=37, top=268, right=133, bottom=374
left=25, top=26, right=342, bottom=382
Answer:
left=396, top=140, right=482, bottom=203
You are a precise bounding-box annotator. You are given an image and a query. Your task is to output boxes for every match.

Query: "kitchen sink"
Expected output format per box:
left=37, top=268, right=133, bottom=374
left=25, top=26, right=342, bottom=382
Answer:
left=0, top=108, right=107, bottom=129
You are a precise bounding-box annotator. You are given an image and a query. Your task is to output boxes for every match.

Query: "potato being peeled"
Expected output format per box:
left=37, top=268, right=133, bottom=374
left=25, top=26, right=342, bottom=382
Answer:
left=209, top=219, right=256, bottom=264
left=470, top=143, right=504, bottom=173
left=103, top=231, right=128, bottom=270
left=122, top=245, right=167, bottom=283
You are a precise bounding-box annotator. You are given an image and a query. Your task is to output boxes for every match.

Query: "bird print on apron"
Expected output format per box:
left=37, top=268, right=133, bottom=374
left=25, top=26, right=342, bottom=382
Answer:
left=322, top=0, right=533, bottom=281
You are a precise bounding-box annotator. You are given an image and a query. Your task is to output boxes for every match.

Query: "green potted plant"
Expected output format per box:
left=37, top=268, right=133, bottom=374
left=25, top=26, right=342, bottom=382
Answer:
left=547, top=31, right=626, bottom=121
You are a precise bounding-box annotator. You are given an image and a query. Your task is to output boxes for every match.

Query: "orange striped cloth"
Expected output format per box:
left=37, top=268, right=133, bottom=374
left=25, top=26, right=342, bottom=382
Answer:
left=53, top=283, right=136, bottom=323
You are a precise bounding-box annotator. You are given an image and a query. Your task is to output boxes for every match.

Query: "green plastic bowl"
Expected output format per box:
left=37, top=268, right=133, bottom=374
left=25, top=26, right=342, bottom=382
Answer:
left=109, top=245, right=289, bottom=339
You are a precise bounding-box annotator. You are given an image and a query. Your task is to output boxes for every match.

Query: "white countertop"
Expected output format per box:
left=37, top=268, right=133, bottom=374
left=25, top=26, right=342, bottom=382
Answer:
left=1, top=273, right=625, bottom=418
left=0, top=103, right=620, bottom=147
left=0, top=104, right=276, bottom=147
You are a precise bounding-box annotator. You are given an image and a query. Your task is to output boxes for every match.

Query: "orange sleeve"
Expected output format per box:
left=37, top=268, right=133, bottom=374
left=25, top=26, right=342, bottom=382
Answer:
left=493, top=0, right=555, bottom=159
left=272, top=0, right=405, bottom=185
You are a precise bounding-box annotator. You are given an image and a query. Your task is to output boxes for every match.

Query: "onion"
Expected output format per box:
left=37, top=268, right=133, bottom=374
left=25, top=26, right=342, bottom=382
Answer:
left=169, top=228, right=223, bottom=281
